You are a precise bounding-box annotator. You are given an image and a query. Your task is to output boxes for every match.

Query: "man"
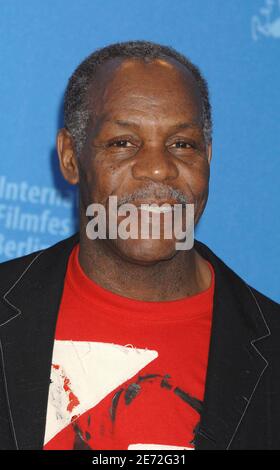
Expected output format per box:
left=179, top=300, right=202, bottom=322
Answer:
left=0, top=40, right=279, bottom=451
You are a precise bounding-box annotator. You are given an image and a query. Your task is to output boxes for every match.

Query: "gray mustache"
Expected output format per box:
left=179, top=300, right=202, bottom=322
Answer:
left=117, top=182, right=189, bottom=207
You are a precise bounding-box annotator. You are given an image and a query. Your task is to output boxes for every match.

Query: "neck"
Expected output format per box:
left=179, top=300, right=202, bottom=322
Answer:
left=78, top=217, right=211, bottom=302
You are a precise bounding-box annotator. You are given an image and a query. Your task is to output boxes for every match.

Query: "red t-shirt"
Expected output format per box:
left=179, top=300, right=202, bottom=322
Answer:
left=43, top=243, right=215, bottom=450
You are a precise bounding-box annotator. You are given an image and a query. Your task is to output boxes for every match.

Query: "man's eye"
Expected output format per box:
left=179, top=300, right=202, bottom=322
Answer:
left=108, top=140, right=134, bottom=148
left=170, top=141, right=193, bottom=149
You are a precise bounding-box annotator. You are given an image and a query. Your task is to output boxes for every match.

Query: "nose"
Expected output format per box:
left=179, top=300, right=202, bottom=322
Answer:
left=131, top=145, right=178, bottom=182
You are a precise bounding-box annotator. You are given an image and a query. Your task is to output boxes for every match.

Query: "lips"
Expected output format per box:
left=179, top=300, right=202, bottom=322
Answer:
left=116, top=200, right=187, bottom=218
left=135, top=201, right=186, bottom=213
left=138, top=205, right=173, bottom=214
left=132, top=199, right=181, bottom=207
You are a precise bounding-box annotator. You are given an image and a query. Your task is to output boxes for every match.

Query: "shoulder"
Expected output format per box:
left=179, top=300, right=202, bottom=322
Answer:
left=0, top=232, right=79, bottom=296
left=0, top=249, right=44, bottom=296
left=245, top=283, right=280, bottom=329
left=194, top=237, right=280, bottom=327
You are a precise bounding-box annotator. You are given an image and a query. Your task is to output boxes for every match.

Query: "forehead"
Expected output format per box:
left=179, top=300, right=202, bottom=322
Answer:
left=88, top=57, right=203, bottom=124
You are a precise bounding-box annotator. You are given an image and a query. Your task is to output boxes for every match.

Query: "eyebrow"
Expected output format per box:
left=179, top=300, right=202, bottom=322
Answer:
left=109, top=119, right=201, bottom=131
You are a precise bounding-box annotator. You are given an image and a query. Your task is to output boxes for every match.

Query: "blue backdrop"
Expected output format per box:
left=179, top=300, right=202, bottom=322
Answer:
left=0, top=0, right=279, bottom=302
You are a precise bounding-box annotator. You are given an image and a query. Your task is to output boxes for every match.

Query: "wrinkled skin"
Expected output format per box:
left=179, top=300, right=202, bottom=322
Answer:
left=57, top=57, right=213, bottom=301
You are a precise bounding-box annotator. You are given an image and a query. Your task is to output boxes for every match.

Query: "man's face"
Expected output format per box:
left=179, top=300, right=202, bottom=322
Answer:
left=75, top=57, right=212, bottom=265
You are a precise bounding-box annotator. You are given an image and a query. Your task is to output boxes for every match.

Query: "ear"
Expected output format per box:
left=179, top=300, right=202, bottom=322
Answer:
left=206, top=141, right=212, bottom=164
left=56, top=128, right=79, bottom=185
